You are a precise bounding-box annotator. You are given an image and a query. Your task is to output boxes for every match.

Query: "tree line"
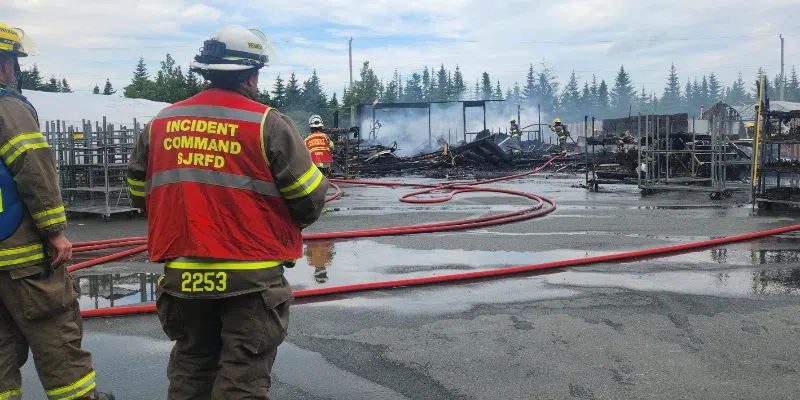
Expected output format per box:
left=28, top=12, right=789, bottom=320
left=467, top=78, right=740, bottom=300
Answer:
left=19, top=64, right=73, bottom=93
left=117, top=54, right=800, bottom=128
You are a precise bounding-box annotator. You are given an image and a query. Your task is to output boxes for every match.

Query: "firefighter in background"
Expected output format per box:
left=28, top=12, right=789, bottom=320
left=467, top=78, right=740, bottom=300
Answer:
left=745, top=122, right=755, bottom=138
left=127, top=25, right=328, bottom=399
left=509, top=118, right=521, bottom=155
left=305, top=240, right=335, bottom=284
left=550, top=118, right=570, bottom=155
left=0, top=22, right=114, bottom=400
left=305, top=115, right=334, bottom=177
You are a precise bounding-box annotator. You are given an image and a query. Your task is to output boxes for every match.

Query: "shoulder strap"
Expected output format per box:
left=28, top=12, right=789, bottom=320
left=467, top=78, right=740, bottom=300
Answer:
left=0, top=89, right=40, bottom=123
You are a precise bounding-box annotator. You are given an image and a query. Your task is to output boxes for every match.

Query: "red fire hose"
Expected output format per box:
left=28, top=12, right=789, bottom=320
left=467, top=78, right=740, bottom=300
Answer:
left=68, top=155, right=800, bottom=318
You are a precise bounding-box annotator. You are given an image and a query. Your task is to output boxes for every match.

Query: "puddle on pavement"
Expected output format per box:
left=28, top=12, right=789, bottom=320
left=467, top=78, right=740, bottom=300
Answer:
left=74, top=273, right=159, bottom=310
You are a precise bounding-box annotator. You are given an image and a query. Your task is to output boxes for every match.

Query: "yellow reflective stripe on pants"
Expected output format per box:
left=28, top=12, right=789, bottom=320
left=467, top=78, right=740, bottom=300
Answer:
left=32, top=205, right=67, bottom=229
left=0, top=243, right=44, bottom=267
left=46, top=370, right=96, bottom=400
left=0, top=132, right=50, bottom=165
left=280, top=165, right=323, bottom=200
left=0, top=389, right=21, bottom=400
left=166, top=258, right=285, bottom=270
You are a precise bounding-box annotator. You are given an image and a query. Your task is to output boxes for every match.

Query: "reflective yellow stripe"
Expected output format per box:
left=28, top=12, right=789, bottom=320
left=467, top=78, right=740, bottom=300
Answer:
left=5, top=142, right=49, bottom=164
left=0, top=388, right=21, bottom=400
left=46, top=370, right=96, bottom=400
left=37, top=216, right=67, bottom=229
left=129, top=187, right=145, bottom=197
left=32, top=206, right=65, bottom=220
left=0, top=132, right=45, bottom=154
left=283, top=169, right=323, bottom=200
left=0, top=243, right=41, bottom=257
left=0, top=252, right=45, bottom=267
left=280, top=165, right=317, bottom=193
left=166, top=260, right=284, bottom=270
left=126, top=177, right=145, bottom=187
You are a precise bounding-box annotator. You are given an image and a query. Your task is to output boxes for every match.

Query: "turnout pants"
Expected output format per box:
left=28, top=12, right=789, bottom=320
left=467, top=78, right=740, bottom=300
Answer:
left=0, top=265, right=96, bottom=400
left=157, top=286, right=291, bottom=400
left=558, top=136, right=567, bottom=154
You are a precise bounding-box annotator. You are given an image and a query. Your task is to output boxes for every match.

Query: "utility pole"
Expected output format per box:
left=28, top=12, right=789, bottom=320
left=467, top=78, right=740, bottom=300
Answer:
left=349, top=37, right=354, bottom=128
left=780, top=34, right=785, bottom=101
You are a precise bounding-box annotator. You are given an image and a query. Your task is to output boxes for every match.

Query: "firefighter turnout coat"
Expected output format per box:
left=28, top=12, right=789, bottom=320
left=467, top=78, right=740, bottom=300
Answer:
left=0, top=86, right=67, bottom=273
left=127, top=87, right=329, bottom=299
left=304, top=130, right=333, bottom=164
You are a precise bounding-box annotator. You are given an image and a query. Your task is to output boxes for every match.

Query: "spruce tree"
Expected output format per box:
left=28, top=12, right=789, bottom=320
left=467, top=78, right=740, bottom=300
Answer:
left=580, top=82, right=591, bottom=113
left=661, top=64, right=682, bottom=113
left=60, top=78, right=72, bottom=93
left=561, top=71, right=580, bottom=120
left=43, top=76, right=58, bottom=92
left=422, top=67, right=432, bottom=101
left=103, top=78, right=116, bottom=95
left=611, top=65, right=635, bottom=116
left=404, top=73, right=423, bottom=102
left=493, top=80, right=503, bottom=100
left=185, top=70, right=202, bottom=97
left=684, top=79, right=693, bottom=113
left=272, top=74, right=286, bottom=108
left=597, top=79, right=610, bottom=117
left=285, top=72, right=301, bottom=109
left=700, top=76, right=710, bottom=108
left=436, top=64, right=448, bottom=102
left=512, top=82, right=522, bottom=105
left=21, top=64, right=43, bottom=91
left=481, top=72, right=492, bottom=100
left=522, top=64, right=536, bottom=105
left=301, top=70, right=327, bottom=111
left=788, top=66, right=800, bottom=102
left=452, top=65, right=467, bottom=101
left=257, top=88, right=272, bottom=107
left=93, top=84, right=100, bottom=94
left=725, top=72, right=749, bottom=104
left=124, top=57, right=152, bottom=99
left=708, top=73, right=722, bottom=104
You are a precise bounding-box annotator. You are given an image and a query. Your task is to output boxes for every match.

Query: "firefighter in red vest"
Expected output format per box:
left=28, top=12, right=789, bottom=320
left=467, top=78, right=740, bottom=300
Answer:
left=304, top=114, right=334, bottom=177
left=126, top=25, right=329, bottom=399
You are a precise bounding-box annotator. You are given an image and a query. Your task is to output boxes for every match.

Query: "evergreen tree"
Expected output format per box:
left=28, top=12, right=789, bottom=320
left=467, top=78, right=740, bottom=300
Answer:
left=561, top=71, right=580, bottom=120
left=661, top=64, right=682, bottom=113
left=773, top=74, right=782, bottom=100
left=536, top=62, right=558, bottom=116
left=580, top=82, right=591, bottom=114
left=328, top=92, right=339, bottom=110
left=93, top=84, right=100, bottom=94
left=473, top=78, right=481, bottom=101
left=436, top=64, right=448, bottom=102
left=103, top=78, right=116, bottom=95
left=40, top=76, right=58, bottom=92
left=691, top=78, right=702, bottom=114
left=610, top=65, right=635, bottom=116
left=788, top=66, right=800, bottom=102
left=186, top=70, right=202, bottom=97
left=684, top=79, right=693, bottom=113
left=272, top=74, right=286, bottom=108
left=60, top=78, right=72, bottom=93
left=422, top=67, right=432, bottom=101
left=384, top=78, right=399, bottom=103
left=505, top=87, right=513, bottom=103
left=124, top=57, right=153, bottom=99
left=597, top=79, right=610, bottom=117
left=404, top=73, right=423, bottom=102
left=21, top=64, right=43, bottom=91
left=700, top=76, right=710, bottom=108
left=493, top=80, right=503, bottom=100
left=480, top=72, right=492, bottom=100
left=512, top=82, right=522, bottom=105
left=752, top=69, right=769, bottom=102
left=522, top=64, right=536, bottom=105
left=344, top=61, right=383, bottom=107
left=590, top=75, right=600, bottom=114
left=446, top=71, right=453, bottom=101
left=637, top=86, right=650, bottom=113
left=285, top=72, right=301, bottom=109
left=452, top=65, right=467, bottom=101
left=301, top=70, right=327, bottom=112
left=725, top=72, right=749, bottom=104
left=257, top=88, right=272, bottom=106
left=708, top=73, right=722, bottom=104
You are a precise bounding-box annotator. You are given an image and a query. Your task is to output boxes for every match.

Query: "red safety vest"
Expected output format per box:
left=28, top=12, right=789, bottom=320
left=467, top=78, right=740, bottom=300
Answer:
left=145, top=89, right=302, bottom=262
left=304, top=132, right=333, bottom=163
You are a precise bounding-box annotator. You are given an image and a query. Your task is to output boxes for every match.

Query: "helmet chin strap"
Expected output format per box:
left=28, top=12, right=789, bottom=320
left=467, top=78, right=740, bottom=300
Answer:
left=13, top=57, right=23, bottom=92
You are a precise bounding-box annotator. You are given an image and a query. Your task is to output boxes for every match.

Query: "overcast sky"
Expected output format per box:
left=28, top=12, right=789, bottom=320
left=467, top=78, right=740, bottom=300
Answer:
left=4, top=0, right=800, bottom=100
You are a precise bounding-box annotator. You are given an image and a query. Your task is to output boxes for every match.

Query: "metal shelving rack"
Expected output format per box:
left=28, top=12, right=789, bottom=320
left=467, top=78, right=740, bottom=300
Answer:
left=752, top=106, right=800, bottom=209
left=44, top=117, right=140, bottom=220
left=638, top=113, right=752, bottom=199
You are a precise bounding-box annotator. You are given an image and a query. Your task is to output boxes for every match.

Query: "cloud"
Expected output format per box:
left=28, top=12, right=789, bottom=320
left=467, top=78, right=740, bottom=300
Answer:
left=4, top=0, right=800, bottom=106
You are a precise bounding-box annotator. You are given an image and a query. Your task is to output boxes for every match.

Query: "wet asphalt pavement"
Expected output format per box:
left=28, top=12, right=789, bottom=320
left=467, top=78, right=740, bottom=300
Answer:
left=21, top=173, right=800, bottom=399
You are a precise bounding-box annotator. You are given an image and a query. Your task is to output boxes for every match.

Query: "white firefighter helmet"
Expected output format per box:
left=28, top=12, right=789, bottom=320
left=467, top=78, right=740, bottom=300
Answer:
left=309, top=115, right=324, bottom=128
left=190, top=25, right=278, bottom=72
